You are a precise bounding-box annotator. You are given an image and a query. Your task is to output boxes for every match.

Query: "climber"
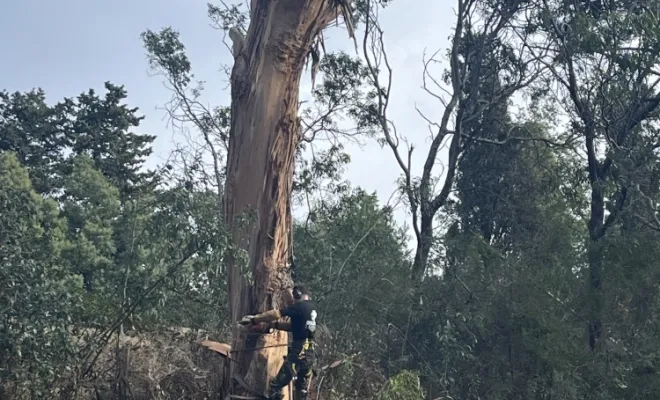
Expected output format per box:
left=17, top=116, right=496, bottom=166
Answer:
left=240, top=285, right=317, bottom=400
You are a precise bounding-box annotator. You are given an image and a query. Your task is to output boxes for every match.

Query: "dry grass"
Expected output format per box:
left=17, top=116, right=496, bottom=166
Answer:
left=76, top=327, right=229, bottom=400
left=2, top=323, right=384, bottom=399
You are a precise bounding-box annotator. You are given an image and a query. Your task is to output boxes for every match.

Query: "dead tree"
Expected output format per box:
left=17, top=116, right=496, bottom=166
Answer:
left=361, top=0, right=545, bottom=282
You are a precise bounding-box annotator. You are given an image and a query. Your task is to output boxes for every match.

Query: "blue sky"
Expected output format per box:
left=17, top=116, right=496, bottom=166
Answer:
left=1, top=0, right=455, bottom=226
left=1, top=0, right=231, bottom=159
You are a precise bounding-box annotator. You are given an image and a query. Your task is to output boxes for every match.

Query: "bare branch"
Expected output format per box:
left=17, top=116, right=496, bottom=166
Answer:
left=634, top=184, right=660, bottom=231
left=361, top=0, right=548, bottom=279
left=362, top=0, right=420, bottom=242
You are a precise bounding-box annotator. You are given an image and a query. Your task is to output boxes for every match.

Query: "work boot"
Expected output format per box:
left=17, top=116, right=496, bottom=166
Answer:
left=294, top=388, right=308, bottom=400
left=268, top=385, right=284, bottom=400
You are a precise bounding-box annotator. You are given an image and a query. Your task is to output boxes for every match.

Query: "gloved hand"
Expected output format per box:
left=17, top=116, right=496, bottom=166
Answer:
left=239, top=315, right=255, bottom=325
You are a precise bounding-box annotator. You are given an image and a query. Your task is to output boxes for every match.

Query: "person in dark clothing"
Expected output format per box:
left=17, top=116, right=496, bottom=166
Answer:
left=240, top=286, right=317, bottom=400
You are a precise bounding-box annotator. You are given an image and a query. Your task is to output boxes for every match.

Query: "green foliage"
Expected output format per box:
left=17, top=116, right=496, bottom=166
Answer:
left=0, top=152, right=84, bottom=398
left=294, top=187, right=410, bottom=338
left=294, top=144, right=351, bottom=197
left=68, top=83, right=157, bottom=199
left=0, top=83, right=230, bottom=397
left=61, top=154, right=121, bottom=294
left=207, top=1, right=248, bottom=32
left=381, top=370, right=424, bottom=400
left=303, top=51, right=382, bottom=137
left=293, top=186, right=414, bottom=398
left=142, top=28, right=192, bottom=88
left=0, top=89, right=68, bottom=193
left=0, top=83, right=156, bottom=198
left=124, top=183, right=229, bottom=329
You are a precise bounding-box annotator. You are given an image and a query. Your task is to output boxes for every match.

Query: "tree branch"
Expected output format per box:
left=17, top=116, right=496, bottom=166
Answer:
left=362, top=0, right=420, bottom=242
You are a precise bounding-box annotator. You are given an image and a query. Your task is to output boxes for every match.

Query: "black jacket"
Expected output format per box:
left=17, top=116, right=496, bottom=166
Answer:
left=280, top=300, right=317, bottom=342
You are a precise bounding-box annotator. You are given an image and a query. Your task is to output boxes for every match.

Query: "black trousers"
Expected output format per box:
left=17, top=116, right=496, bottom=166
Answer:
left=269, top=340, right=315, bottom=400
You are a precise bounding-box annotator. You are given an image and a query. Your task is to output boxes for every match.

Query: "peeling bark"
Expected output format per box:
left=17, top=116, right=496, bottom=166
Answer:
left=223, top=1, right=341, bottom=398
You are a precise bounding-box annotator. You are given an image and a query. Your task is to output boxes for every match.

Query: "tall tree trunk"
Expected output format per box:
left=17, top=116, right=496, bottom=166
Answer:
left=584, top=123, right=606, bottom=352
left=411, top=215, right=433, bottom=281
left=586, top=179, right=605, bottom=351
left=223, top=1, right=340, bottom=398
